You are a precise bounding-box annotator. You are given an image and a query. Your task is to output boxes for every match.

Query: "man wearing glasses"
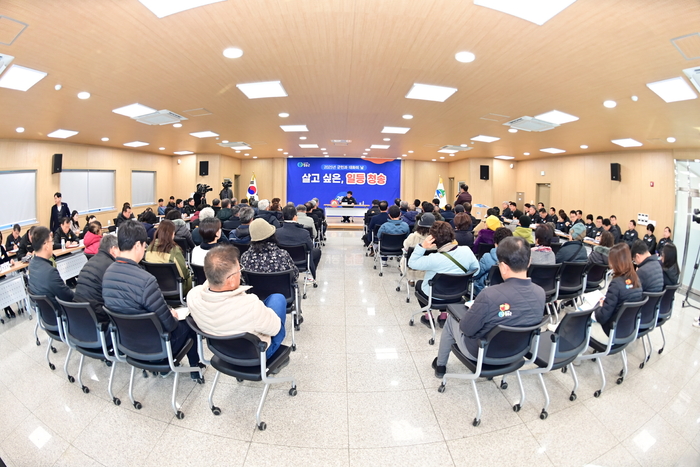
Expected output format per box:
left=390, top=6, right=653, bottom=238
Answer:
left=27, top=226, right=74, bottom=310
left=186, top=244, right=288, bottom=360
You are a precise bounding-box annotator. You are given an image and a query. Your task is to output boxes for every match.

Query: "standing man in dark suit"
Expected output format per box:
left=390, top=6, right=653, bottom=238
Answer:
left=276, top=206, right=322, bottom=279
left=50, top=192, right=71, bottom=233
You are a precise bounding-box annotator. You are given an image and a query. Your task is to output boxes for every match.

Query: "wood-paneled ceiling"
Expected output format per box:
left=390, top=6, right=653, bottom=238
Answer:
left=1, top=0, right=700, bottom=162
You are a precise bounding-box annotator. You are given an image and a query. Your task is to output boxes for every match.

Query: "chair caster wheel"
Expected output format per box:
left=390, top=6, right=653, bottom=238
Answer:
left=438, top=384, right=446, bottom=393
left=292, top=344, right=297, bottom=351
left=51, top=346, right=57, bottom=353
left=294, top=325, right=300, bottom=331
left=396, top=287, right=400, bottom=292
left=113, top=397, right=121, bottom=406
left=658, top=349, right=664, bottom=355
left=373, top=265, right=377, bottom=270
left=616, top=377, right=624, bottom=385
left=176, top=411, right=185, bottom=420
left=49, top=363, right=55, bottom=370
left=639, top=362, right=644, bottom=369
left=428, top=338, right=435, bottom=345
left=258, top=422, right=267, bottom=431
left=379, top=272, right=383, bottom=277
left=82, top=386, right=90, bottom=394
left=142, top=370, right=149, bottom=378
left=561, top=367, right=567, bottom=373
left=289, top=387, right=297, bottom=396
left=409, top=319, right=414, bottom=326
left=619, top=370, right=624, bottom=377
left=406, top=298, right=410, bottom=303
left=513, top=404, right=521, bottom=412
left=211, top=407, right=221, bottom=416
left=540, top=410, right=548, bottom=420
left=36, top=339, right=40, bottom=346
left=472, top=418, right=481, bottom=427
left=302, top=294, right=307, bottom=299
left=237, top=378, right=244, bottom=382
left=594, top=390, right=601, bottom=398
left=134, top=401, right=142, bottom=410
left=313, top=283, right=318, bottom=288
left=500, top=381, right=508, bottom=390
left=68, top=375, right=75, bottom=383
left=569, top=392, right=577, bottom=401
left=591, top=358, right=596, bottom=362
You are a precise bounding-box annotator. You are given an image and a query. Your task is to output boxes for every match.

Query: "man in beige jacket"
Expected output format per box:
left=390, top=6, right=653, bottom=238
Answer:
left=186, top=244, right=287, bottom=358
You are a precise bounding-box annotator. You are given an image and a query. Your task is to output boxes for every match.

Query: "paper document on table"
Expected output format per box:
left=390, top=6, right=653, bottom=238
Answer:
left=173, top=307, right=190, bottom=320
left=577, top=290, right=605, bottom=312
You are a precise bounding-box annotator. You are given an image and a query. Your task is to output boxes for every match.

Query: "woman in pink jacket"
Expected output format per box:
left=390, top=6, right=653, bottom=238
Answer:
left=83, top=221, right=103, bottom=255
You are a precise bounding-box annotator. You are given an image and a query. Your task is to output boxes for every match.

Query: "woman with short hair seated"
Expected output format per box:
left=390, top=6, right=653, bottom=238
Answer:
left=531, top=224, right=555, bottom=265
left=145, top=219, right=193, bottom=295
left=588, top=231, right=614, bottom=266
left=191, top=217, right=222, bottom=267
left=83, top=221, right=103, bottom=255
left=453, top=212, right=474, bottom=248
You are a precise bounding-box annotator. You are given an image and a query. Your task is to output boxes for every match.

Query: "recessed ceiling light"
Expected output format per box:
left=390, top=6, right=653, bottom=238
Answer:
left=611, top=138, right=643, bottom=148
left=362, top=152, right=368, bottom=155
left=580, top=144, right=588, bottom=149
left=112, top=103, right=157, bottom=118
left=474, top=0, right=576, bottom=26
left=283, top=152, right=288, bottom=155
left=138, top=0, right=225, bottom=18
left=299, top=136, right=307, bottom=140
left=231, top=144, right=251, bottom=150
left=124, top=141, right=149, bottom=147
left=405, top=83, right=457, bottom=102
left=524, top=152, right=530, bottom=156
left=508, top=128, right=518, bottom=133
left=455, top=51, right=476, bottom=63
left=299, top=144, right=319, bottom=148
left=324, top=155, right=329, bottom=158
left=0, top=65, right=47, bottom=91
left=460, top=144, right=468, bottom=147
left=173, top=150, right=193, bottom=155
left=189, top=130, right=219, bottom=138
left=667, top=137, right=676, bottom=143
left=647, top=77, right=697, bottom=103
left=408, top=150, right=414, bottom=153
left=221, top=140, right=228, bottom=143
left=402, top=114, right=413, bottom=120
left=101, top=137, right=109, bottom=142
left=603, top=100, right=617, bottom=108
left=402, top=154, right=407, bottom=157
left=54, top=84, right=62, bottom=91
left=471, top=135, right=500, bottom=143
left=278, top=148, right=283, bottom=151
left=540, top=147, right=566, bottom=154
left=236, top=80, right=287, bottom=99
left=439, top=156, right=445, bottom=159
left=47, top=129, right=78, bottom=139
left=253, top=156, right=258, bottom=159
left=223, top=47, right=243, bottom=59
left=77, top=91, right=90, bottom=100
left=535, top=110, right=579, bottom=124
left=173, top=123, right=183, bottom=128
left=431, top=159, right=437, bottom=161
left=396, top=157, right=402, bottom=160
left=361, top=155, right=366, bottom=158
left=370, top=144, right=390, bottom=149
left=288, top=155, right=293, bottom=158
left=631, top=95, right=638, bottom=101
left=320, top=148, right=327, bottom=150
left=15, top=127, right=24, bottom=133
left=159, top=147, right=165, bottom=150
left=280, top=125, right=308, bottom=132
left=278, top=112, right=289, bottom=118
left=383, top=138, right=390, bottom=141
left=449, top=154, right=455, bottom=157
left=235, top=150, right=241, bottom=153
left=495, top=155, right=514, bottom=160
left=244, top=153, right=250, bottom=156
left=381, top=126, right=410, bottom=134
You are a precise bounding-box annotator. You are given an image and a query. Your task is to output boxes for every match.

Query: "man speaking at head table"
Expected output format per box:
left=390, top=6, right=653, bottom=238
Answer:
left=340, top=190, right=357, bottom=223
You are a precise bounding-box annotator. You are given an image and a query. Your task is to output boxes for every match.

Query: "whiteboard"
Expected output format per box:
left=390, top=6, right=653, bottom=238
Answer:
left=0, top=171, right=36, bottom=229
left=60, top=170, right=115, bottom=214
left=131, top=171, right=155, bottom=207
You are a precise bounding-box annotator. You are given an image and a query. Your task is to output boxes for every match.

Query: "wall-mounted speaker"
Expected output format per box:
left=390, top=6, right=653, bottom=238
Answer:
left=52, top=153, right=63, bottom=174
left=611, top=163, right=621, bottom=181
left=199, top=161, right=209, bottom=176
left=480, top=165, right=489, bottom=180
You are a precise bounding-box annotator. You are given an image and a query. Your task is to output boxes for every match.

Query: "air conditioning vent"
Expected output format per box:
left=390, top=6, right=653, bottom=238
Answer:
left=331, top=139, right=352, bottom=146
left=683, top=66, right=700, bottom=93
left=217, top=141, right=252, bottom=150
left=438, top=145, right=473, bottom=154
left=133, top=110, right=188, bottom=125
left=504, top=116, right=559, bottom=132
left=0, top=54, right=14, bottom=75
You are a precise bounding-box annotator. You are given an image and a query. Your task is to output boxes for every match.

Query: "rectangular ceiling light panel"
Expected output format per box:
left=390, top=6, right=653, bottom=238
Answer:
left=138, top=0, right=226, bottom=18
left=494, top=155, right=514, bottom=160
left=438, top=149, right=459, bottom=154
left=405, top=83, right=457, bottom=102
left=174, top=150, right=194, bottom=155
left=0, top=64, right=47, bottom=91
left=113, top=103, right=157, bottom=118
left=123, top=141, right=149, bottom=147
left=646, top=77, right=697, bottom=103
left=370, top=144, right=390, bottom=149
left=611, top=138, right=643, bottom=147
left=540, top=147, right=566, bottom=154
left=474, top=0, right=577, bottom=26
left=381, top=126, right=411, bottom=134
left=236, top=80, right=287, bottom=99
left=534, top=110, right=579, bottom=124
left=299, top=144, right=319, bottom=148
left=280, top=125, right=308, bottom=132
left=189, top=131, right=219, bottom=138
left=471, top=135, right=500, bottom=143
left=47, top=129, right=78, bottom=139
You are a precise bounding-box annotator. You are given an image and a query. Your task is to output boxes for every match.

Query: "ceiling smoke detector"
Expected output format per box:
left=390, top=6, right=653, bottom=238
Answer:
left=133, top=110, right=188, bottom=125
left=504, top=116, right=559, bottom=132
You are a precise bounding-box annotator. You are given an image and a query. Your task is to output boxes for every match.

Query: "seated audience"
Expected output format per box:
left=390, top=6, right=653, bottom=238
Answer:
left=508, top=201, right=523, bottom=220
left=145, top=220, right=193, bottom=295
left=138, top=210, right=158, bottom=241
left=81, top=215, right=97, bottom=239
left=432, top=236, right=545, bottom=377
left=17, top=226, right=35, bottom=258
left=588, top=231, right=614, bottom=265
left=241, top=219, right=299, bottom=280
left=513, top=215, right=534, bottom=244
left=377, top=205, right=410, bottom=239
left=222, top=205, right=242, bottom=231
left=229, top=206, right=255, bottom=244
left=211, top=198, right=221, bottom=215
left=472, top=227, right=512, bottom=296
left=501, top=201, right=513, bottom=220
left=364, top=201, right=390, bottom=247
left=584, top=214, right=595, bottom=238
left=453, top=212, right=474, bottom=248
left=547, top=207, right=558, bottom=223
left=276, top=205, right=322, bottom=279
left=556, top=210, right=570, bottom=234
left=165, top=209, right=195, bottom=249
left=183, top=198, right=196, bottom=216
left=589, top=243, right=643, bottom=344
left=441, top=204, right=455, bottom=223
left=642, top=224, right=657, bottom=255
left=5, top=224, right=21, bottom=251
left=400, top=201, right=418, bottom=228
left=69, top=210, right=81, bottom=237
left=531, top=224, right=555, bottom=265
left=556, top=231, right=588, bottom=263
left=115, top=203, right=134, bottom=228
left=192, top=207, right=216, bottom=245
left=536, top=208, right=548, bottom=224
left=623, top=220, right=639, bottom=246
left=256, top=199, right=282, bottom=227
left=102, top=221, right=203, bottom=379
left=157, top=198, right=166, bottom=216
left=473, top=214, right=501, bottom=252
left=656, top=226, right=673, bottom=255
left=53, top=217, right=79, bottom=249
left=191, top=217, right=222, bottom=267
left=28, top=226, right=74, bottom=310
left=660, top=244, right=679, bottom=287
left=187, top=244, right=288, bottom=359
left=569, top=219, right=587, bottom=241
left=402, top=213, right=436, bottom=286
left=609, top=215, right=622, bottom=243
left=590, top=216, right=604, bottom=239
left=408, top=221, right=479, bottom=328
left=83, top=221, right=103, bottom=255
left=295, top=204, right=317, bottom=239
left=216, top=198, right=233, bottom=222
left=631, top=239, right=663, bottom=292
left=74, top=234, right=119, bottom=322
left=0, top=231, right=17, bottom=318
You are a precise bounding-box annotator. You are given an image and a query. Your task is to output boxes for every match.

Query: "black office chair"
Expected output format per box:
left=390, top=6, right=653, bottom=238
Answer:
left=485, top=264, right=504, bottom=287
left=28, top=293, right=64, bottom=372
left=191, top=263, right=207, bottom=286
left=550, top=243, right=562, bottom=255
left=576, top=297, right=648, bottom=397
left=142, top=261, right=186, bottom=307
left=174, top=237, right=191, bottom=264
left=527, top=263, right=562, bottom=322
left=635, top=290, right=666, bottom=369
left=515, top=308, right=595, bottom=419
left=231, top=242, right=250, bottom=255
left=655, top=283, right=680, bottom=354
left=476, top=243, right=494, bottom=260
left=241, top=269, right=300, bottom=350
left=103, top=307, right=203, bottom=418
left=400, top=247, right=437, bottom=302
left=556, top=262, right=589, bottom=318
left=279, top=243, right=316, bottom=298
left=366, top=224, right=381, bottom=256
left=411, top=272, right=475, bottom=345
left=221, top=228, right=232, bottom=239
left=438, top=317, right=548, bottom=427
left=375, top=232, right=408, bottom=277
left=56, top=298, right=118, bottom=401
left=85, top=254, right=95, bottom=261
left=186, top=316, right=296, bottom=431
left=584, top=262, right=609, bottom=293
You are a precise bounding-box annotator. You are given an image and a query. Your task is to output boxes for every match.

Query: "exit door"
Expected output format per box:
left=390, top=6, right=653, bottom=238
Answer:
left=536, top=184, right=551, bottom=209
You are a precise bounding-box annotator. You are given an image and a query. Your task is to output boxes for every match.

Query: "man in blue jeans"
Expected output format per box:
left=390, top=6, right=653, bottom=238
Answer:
left=186, top=244, right=288, bottom=359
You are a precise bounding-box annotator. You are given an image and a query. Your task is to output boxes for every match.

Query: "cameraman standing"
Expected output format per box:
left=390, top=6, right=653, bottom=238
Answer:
left=220, top=180, right=233, bottom=201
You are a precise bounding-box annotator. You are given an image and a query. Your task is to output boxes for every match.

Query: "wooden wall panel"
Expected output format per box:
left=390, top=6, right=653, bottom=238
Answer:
left=171, top=155, right=197, bottom=200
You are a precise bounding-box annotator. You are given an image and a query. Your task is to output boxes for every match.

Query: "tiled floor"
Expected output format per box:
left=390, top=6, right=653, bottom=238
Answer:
left=1, top=230, right=700, bottom=466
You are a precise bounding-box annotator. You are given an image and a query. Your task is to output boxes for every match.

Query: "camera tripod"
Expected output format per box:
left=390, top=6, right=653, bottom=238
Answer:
left=682, top=244, right=700, bottom=311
